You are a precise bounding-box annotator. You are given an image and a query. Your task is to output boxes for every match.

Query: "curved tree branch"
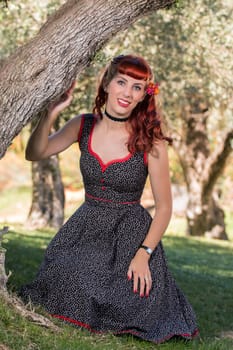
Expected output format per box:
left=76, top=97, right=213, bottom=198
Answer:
left=0, top=0, right=175, bottom=158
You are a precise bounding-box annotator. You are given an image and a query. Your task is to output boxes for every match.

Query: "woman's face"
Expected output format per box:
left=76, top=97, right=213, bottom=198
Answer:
left=105, top=73, right=146, bottom=118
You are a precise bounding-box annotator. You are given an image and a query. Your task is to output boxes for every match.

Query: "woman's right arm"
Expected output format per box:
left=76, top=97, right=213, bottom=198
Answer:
left=25, top=83, right=82, bottom=161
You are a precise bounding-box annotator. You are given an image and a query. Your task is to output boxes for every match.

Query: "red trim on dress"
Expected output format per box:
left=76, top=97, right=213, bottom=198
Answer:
left=51, top=314, right=102, bottom=334
left=86, top=192, right=140, bottom=205
left=77, top=115, right=85, bottom=143
left=88, top=118, right=133, bottom=173
left=50, top=313, right=199, bottom=344
left=143, top=152, right=148, bottom=165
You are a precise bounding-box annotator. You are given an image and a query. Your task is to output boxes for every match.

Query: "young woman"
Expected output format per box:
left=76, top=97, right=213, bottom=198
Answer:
left=20, top=54, right=198, bottom=344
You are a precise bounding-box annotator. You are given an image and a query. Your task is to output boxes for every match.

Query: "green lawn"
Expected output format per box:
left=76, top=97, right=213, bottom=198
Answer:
left=0, top=224, right=233, bottom=350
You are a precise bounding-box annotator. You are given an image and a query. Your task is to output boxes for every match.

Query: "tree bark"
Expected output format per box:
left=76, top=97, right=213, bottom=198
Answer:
left=27, top=155, right=65, bottom=229
left=0, top=0, right=175, bottom=158
left=0, top=226, right=9, bottom=292
left=173, top=105, right=232, bottom=239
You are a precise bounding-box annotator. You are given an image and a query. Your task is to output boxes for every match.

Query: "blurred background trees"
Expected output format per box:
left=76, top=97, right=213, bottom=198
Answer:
left=0, top=0, right=232, bottom=237
left=113, top=0, right=233, bottom=239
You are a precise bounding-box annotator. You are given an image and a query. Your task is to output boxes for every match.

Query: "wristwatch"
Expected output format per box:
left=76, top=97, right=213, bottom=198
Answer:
left=140, top=245, right=153, bottom=255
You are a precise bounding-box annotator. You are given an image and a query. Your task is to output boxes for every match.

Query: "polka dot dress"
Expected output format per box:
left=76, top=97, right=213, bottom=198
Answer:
left=19, top=114, right=198, bottom=344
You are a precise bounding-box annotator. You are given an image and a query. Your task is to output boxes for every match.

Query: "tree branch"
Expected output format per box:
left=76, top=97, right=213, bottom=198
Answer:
left=1, top=291, right=60, bottom=332
left=0, top=0, right=176, bottom=158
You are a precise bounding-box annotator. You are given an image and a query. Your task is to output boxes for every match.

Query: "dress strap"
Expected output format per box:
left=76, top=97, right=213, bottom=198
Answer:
left=78, top=113, right=96, bottom=150
left=77, top=115, right=85, bottom=142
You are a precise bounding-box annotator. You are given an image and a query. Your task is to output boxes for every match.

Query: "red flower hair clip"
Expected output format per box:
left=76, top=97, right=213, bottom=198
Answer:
left=146, top=82, right=160, bottom=96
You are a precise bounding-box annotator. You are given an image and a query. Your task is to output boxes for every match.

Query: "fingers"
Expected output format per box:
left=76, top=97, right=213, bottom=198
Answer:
left=52, top=80, right=76, bottom=105
left=66, top=80, right=76, bottom=94
left=128, top=268, right=140, bottom=294
left=56, top=81, right=76, bottom=105
left=139, top=275, right=146, bottom=297
left=139, top=274, right=152, bottom=297
left=127, top=257, right=152, bottom=297
left=144, top=276, right=152, bottom=297
left=127, top=268, right=133, bottom=281
left=128, top=270, right=152, bottom=297
left=133, top=273, right=139, bottom=294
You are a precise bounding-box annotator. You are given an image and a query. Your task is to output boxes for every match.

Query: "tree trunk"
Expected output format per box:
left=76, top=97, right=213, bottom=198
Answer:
left=26, top=114, right=64, bottom=229
left=27, top=155, right=65, bottom=229
left=173, top=104, right=233, bottom=239
left=205, top=192, right=227, bottom=240
left=186, top=188, right=227, bottom=240
left=0, top=0, right=175, bottom=159
left=0, top=226, right=9, bottom=292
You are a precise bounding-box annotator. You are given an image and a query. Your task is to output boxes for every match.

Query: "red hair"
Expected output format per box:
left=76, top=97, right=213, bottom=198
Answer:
left=93, top=54, right=172, bottom=153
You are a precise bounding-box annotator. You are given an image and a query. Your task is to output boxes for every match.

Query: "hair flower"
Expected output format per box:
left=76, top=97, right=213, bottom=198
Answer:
left=146, top=82, right=160, bottom=96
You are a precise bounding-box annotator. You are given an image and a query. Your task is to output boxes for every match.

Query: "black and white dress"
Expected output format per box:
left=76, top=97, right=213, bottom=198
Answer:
left=20, top=114, right=198, bottom=344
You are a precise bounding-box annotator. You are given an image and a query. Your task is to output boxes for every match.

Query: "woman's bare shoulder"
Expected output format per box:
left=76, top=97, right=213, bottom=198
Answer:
left=149, top=140, right=169, bottom=160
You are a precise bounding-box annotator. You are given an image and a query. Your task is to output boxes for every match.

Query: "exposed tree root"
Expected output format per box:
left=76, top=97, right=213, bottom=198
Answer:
left=220, top=331, right=233, bottom=339
left=1, top=290, right=60, bottom=332
left=0, top=344, right=11, bottom=350
left=1, top=226, right=60, bottom=333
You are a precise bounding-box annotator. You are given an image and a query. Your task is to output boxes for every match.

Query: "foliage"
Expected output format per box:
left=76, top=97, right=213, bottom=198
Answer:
left=0, top=225, right=232, bottom=349
left=108, top=0, right=233, bottom=135
left=1, top=0, right=232, bottom=181
left=0, top=0, right=232, bottom=236
left=0, top=0, right=65, bottom=60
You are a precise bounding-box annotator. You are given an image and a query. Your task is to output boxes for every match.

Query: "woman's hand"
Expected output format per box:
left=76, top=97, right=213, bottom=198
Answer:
left=127, top=249, right=152, bottom=297
left=48, top=80, right=76, bottom=120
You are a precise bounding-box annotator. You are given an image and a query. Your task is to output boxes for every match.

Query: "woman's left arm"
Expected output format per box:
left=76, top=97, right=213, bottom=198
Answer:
left=142, top=140, right=173, bottom=249
left=127, top=141, right=172, bottom=297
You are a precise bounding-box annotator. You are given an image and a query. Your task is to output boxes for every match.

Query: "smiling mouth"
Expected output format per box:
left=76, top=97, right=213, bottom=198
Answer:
left=118, top=99, right=131, bottom=107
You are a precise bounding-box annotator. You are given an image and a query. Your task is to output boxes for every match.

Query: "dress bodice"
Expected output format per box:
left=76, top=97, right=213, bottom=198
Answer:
left=78, top=114, right=148, bottom=204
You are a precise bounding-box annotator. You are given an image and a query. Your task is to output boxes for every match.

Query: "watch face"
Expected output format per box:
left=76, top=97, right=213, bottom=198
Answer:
left=147, top=248, right=153, bottom=255
left=140, top=245, right=153, bottom=255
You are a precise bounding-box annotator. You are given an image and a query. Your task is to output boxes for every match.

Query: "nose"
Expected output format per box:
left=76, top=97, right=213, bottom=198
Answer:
left=123, top=85, right=131, bottom=98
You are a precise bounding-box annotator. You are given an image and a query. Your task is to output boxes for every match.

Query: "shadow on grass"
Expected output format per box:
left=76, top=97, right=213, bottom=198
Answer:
left=4, top=228, right=54, bottom=291
left=163, top=235, right=233, bottom=339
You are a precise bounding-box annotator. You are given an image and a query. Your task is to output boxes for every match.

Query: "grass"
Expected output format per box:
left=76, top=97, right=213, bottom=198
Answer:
left=0, top=174, right=233, bottom=349
left=0, top=223, right=233, bottom=350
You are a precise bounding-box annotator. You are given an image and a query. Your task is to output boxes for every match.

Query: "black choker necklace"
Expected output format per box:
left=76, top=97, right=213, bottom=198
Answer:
left=104, top=110, right=129, bottom=122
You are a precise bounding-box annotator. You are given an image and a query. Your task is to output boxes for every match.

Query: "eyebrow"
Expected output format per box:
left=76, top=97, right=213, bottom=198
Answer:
left=116, top=75, right=144, bottom=86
